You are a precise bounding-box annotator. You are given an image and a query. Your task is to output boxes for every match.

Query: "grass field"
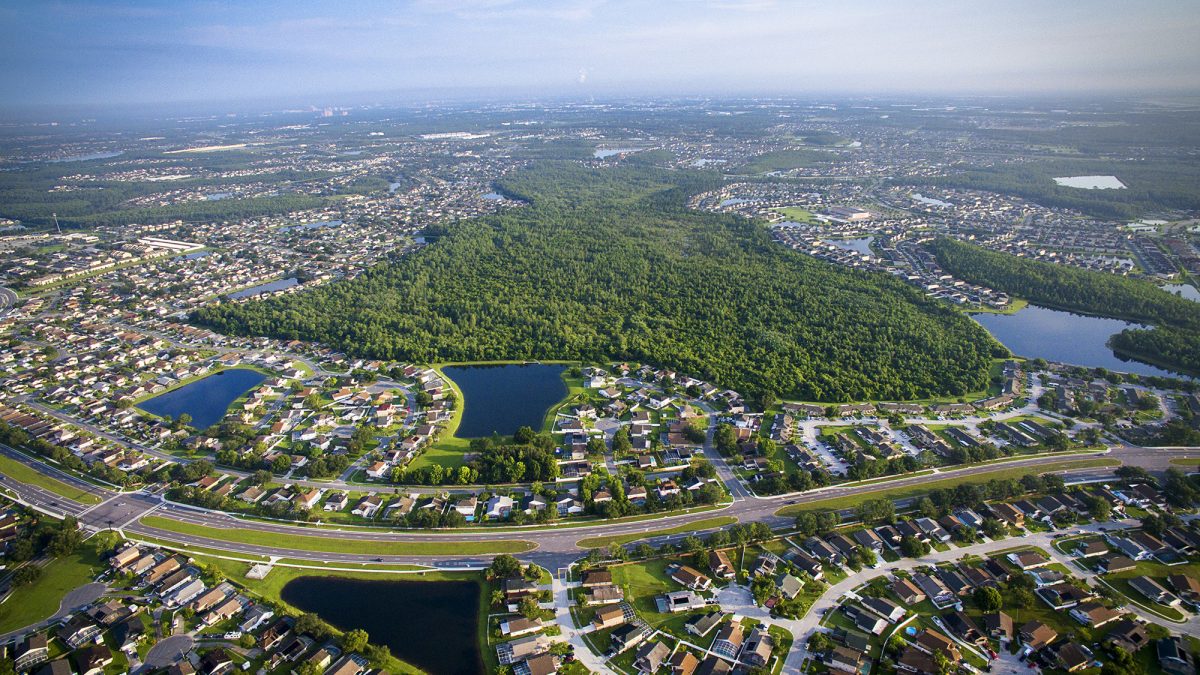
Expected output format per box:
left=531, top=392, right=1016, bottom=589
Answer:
left=773, top=207, right=818, bottom=223
left=0, top=454, right=104, bottom=505
left=575, top=516, right=738, bottom=549
left=0, top=549, right=102, bottom=633
left=139, top=515, right=535, bottom=555
left=776, top=458, right=1118, bottom=517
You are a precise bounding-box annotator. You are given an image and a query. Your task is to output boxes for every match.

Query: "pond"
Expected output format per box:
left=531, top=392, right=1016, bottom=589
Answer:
left=971, top=304, right=1182, bottom=378
left=1052, top=175, right=1126, bottom=190
left=228, top=277, right=299, bottom=300
left=442, top=363, right=567, bottom=437
left=137, top=368, right=265, bottom=429
left=1163, top=283, right=1200, bottom=303
left=827, top=236, right=874, bottom=255
left=281, top=576, right=484, bottom=675
left=594, top=147, right=641, bottom=158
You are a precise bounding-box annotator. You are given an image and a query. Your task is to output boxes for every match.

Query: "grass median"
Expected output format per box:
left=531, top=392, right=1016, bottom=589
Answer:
left=0, top=454, right=104, bottom=505
left=576, top=515, right=737, bottom=549
left=139, top=515, right=535, bottom=556
left=776, top=458, right=1119, bottom=517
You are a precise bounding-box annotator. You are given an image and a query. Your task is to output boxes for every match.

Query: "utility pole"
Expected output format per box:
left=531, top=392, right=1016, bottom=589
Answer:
left=52, top=212, right=62, bottom=235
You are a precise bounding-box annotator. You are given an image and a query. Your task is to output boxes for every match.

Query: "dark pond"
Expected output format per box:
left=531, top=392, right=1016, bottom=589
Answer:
left=137, top=368, right=265, bottom=429
left=971, top=304, right=1182, bottom=378
left=281, top=576, right=484, bottom=675
left=443, top=364, right=567, bottom=437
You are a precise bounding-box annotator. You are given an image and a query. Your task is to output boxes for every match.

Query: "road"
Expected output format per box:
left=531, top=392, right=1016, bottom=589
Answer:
left=0, top=287, right=16, bottom=318
left=3, top=439, right=1199, bottom=572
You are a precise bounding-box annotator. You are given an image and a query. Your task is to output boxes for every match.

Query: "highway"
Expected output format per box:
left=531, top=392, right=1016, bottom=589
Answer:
left=2, top=441, right=1199, bottom=570
left=0, top=287, right=16, bottom=318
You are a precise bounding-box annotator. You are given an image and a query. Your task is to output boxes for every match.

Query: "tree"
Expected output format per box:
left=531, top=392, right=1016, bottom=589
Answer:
left=518, top=596, right=541, bottom=620
left=489, top=554, right=522, bottom=579
left=974, top=586, right=1003, bottom=612
left=808, top=632, right=831, bottom=654
left=11, top=565, right=41, bottom=587
left=342, top=628, right=370, bottom=653
left=251, top=469, right=272, bottom=486
left=513, top=426, right=536, bottom=444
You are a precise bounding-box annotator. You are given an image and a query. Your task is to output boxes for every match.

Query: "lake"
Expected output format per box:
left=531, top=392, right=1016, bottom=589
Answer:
left=827, top=237, right=874, bottom=255
left=1053, top=175, right=1126, bottom=190
left=47, top=150, right=124, bottom=163
left=971, top=304, right=1181, bottom=378
left=1164, top=284, right=1200, bottom=302
left=281, top=576, right=484, bottom=675
left=228, top=277, right=299, bottom=300
left=137, top=368, right=265, bottom=429
left=443, top=363, right=567, bottom=437
left=911, top=192, right=952, bottom=207
left=594, top=147, right=641, bottom=158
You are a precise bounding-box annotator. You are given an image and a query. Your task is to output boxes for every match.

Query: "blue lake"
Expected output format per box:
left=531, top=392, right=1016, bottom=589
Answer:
left=972, top=305, right=1183, bottom=378
left=442, top=363, right=567, bottom=437
left=138, top=368, right=265, bottom=429
left=828, top=237, right=874, bottom=255
left=228, top=277, right=299, bottom=300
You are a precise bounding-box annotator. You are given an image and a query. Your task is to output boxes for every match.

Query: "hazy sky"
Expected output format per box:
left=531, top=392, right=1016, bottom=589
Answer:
left=2, top=0, right=1198, bottom=108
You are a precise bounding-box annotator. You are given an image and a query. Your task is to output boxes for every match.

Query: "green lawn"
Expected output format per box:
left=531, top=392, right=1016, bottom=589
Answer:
left=773, top=207, right=818, bottom=223
left=0, top=454, right=104, bottom=505
left=776, top=458, right=1118, bottom=517
left=0, top=549, right=102, bottom=633
left=138, top=515, right=535, bottom=555
left=611, top=558, right=691, bottom=629
left=576, top=516, right=738, bottom=549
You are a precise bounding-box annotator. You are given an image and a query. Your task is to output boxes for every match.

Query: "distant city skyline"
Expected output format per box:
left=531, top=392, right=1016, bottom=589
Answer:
left=1, top=0, right=1198, bottom=110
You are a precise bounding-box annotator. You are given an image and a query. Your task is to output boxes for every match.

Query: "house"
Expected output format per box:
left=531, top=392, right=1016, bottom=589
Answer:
left=611, top=624, right=650, bottom=652
left=518, top=654, right=557, bottom=675
left=685, top=611, right=723, bottom=637
left=1069, top=601, right=1120, bottom=628
left=983, top=612, right=1013, bottom=640
left=1130, top=576, right=1180, bottom=606
left=486, top=495, right=514, bottom=519
left=694, top=656, right=732, bottom=675
left=198, top=648, right=234, bottom=675
left=657, top=591, right=706, bottom=614
left=323, top=492, right=349, bottom=511
left=57, top=615, right=102, bottom=648
left=1075, top=539, right=1109, bottom=558
left=15, top=634, right=49, bottom=672
left=911, top=573, right=955, bottom=608
left=1038, top=581, right=1092, bottom=609
left=1019, top=621, right=1058, bottom=650
left=582, top=569, right=613, bottom=587
left=351, top=495, right=382, bottom=518
left=668, top=564, right=712, bottom=591
left=712, top=623, right=744, bottom=659
left=634, top=641, right=671, bottom=674
left=740, top=628, right=774, bottom=667
left=1158, top=637, right=1195, bottom=675
left=669, top=651, right=700, bottom=675
left=453, top=496, right=478, bottom=521
left=861, top=597, right=905, bottom=622
left=1108, top=619, right=1149, bottom=654
left=897, top=647, right=939, bottom=675
left=912, top=630, right=960, bottom=666
left=584, top=585, right=624, bottom=606
left=1007, top=551, right=1050, bottom=570
left=593, top=605, right=628, bottom=630
left=891, top=577, right=926, bottom=605
left=497, top=636, right=550, bottom=666
left=826, top=646, right=866, bottom=674
left=1169, top=575, right=1200, bottom=601
left=74, top=644, right=113, bottom=675
left=778, top=574, right=805, bottom=600
left=1054, top=642, right=1094, bottom=673
left=500, top=617, right=543, bottom=639
left=709, top=550, right=735, bottom=580
left=1097, top=554, right=1137, bottom=574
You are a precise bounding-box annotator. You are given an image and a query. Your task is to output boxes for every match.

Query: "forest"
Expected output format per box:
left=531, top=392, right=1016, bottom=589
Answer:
left=1108, top=327, right=1200, bottom=377
left=194, top=163, right=1003, bottom=403
left=928, top=238, right=1200, bottom=332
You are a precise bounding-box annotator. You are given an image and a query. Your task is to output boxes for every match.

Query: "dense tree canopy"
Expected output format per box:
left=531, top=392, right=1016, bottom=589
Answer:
left=928, top=237, right=1200, bottom=331
left=195, top=164, right=1001, bottom=402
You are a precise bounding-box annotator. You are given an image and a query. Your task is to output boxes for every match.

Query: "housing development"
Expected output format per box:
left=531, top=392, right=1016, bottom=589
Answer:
left=1, top=3, right=1200, bottom=672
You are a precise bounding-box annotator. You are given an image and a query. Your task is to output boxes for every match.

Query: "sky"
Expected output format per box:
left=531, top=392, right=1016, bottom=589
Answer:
left=1, top=0, right=1198, bottom=109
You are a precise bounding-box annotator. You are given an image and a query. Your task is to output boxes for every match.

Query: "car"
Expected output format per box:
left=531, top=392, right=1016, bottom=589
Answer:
left=374, top=558, right=384, bottom=562
left=224, top=631, right=242, bottom=640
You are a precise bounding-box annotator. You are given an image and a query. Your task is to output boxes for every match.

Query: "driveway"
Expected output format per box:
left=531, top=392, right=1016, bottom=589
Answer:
left=142, top=634, right=195, bottom=671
